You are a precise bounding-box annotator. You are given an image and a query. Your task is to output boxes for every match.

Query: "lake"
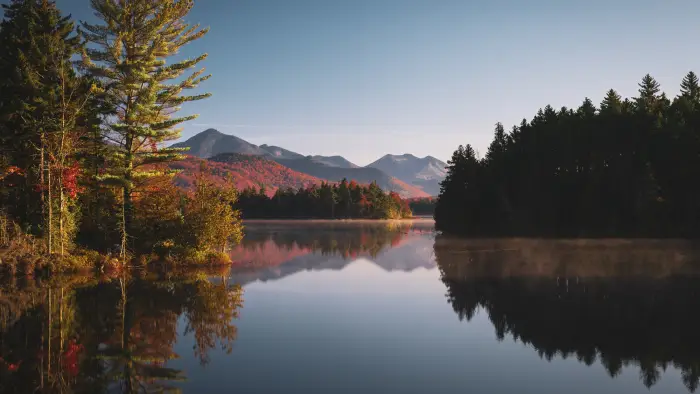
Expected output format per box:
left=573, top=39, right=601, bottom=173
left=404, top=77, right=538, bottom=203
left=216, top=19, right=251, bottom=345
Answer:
left=2, top=220, right=700, bottom=393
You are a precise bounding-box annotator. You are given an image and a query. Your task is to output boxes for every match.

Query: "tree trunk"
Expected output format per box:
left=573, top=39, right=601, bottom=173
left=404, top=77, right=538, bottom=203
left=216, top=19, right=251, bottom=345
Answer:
left=40, top=139, right=47, bottom=252
left=121, top=183, right=133, bottom=259
left=59, top=188, right=64, bottom=256
left=47, top=161, right=52, bottom=255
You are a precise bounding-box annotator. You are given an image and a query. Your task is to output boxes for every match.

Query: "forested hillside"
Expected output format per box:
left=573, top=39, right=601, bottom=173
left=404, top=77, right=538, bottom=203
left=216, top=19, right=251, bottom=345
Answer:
left=273, top=157, right=430, bottom=198
left=170, top=153, right=322, bottom=195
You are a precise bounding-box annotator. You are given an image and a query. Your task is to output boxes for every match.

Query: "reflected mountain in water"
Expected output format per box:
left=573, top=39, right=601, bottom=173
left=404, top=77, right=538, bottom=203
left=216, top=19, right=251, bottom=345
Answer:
left=228, top=221, right=436, bottom=285
left=0, top=272, right=243, bottom=394
left=434, top=236, right=700, bottom=392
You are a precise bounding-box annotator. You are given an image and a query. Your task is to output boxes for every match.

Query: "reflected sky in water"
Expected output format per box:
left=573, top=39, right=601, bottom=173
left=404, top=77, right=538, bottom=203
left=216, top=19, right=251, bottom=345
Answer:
left=170, top=223, right=697, bottom=394
left=2, top=221, right=699, bottom=393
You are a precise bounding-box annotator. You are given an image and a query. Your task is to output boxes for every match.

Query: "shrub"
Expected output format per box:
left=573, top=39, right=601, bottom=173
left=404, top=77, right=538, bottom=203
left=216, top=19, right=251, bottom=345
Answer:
left=181, top=163, right=243, bottom=261
left=133, top=174, right=186, bottom=254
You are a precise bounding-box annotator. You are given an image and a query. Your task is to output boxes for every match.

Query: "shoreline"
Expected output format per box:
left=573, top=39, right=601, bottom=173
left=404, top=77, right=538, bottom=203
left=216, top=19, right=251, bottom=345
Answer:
left=242, top=217, right=435, bottom=225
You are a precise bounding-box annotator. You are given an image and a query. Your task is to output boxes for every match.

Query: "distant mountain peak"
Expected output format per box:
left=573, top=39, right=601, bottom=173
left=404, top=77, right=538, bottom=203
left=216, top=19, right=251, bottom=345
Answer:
left=170, top=129, right=265, bottom=158
left=366, top=153, right=447, bottom=196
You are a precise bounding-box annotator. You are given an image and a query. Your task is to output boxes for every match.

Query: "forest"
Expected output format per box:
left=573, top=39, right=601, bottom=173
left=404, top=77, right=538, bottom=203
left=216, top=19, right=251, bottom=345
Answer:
left=407, top=197, right=435, bottom=216
left=435, top=73, right=700, bottom=237
left=235, top=178, right=412, bottom=219
left=0, top=0, right=249, bottom=271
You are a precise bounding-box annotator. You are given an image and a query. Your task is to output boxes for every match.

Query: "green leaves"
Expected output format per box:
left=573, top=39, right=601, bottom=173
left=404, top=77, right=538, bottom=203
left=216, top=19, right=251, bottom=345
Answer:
left=80, top=0, right=212, bottom=249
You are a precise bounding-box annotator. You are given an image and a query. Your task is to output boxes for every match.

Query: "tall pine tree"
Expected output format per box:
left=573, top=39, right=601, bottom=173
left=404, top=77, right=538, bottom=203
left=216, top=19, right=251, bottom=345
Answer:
left=79, top=0, right=211, bottom=256
left=0, top=0, right=94, bottom=253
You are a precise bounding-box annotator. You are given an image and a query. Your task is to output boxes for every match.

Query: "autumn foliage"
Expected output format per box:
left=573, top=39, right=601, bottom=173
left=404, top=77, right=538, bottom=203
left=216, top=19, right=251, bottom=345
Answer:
left=171, top=154, right=322, bottom=197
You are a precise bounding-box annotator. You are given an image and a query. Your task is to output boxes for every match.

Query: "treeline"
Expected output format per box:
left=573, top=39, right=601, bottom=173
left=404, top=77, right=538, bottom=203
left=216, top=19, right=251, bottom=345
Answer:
left=0, top=0, right=239, bottom=268
left=436, top=73, right=700, bottom=237
left=235, top=179, right=412, bottom=219
left=407, top=197, right=435, bottom=216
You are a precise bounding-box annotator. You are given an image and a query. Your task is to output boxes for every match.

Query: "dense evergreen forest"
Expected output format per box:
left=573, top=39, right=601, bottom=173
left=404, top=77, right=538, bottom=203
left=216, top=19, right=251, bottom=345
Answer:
left=0, top=0, right=241, bottom=269
left=435, top=74, right=700, bottom=237
left=235, top=179, right=412, bottom=219
left=407, top=197, right=435, bottom=216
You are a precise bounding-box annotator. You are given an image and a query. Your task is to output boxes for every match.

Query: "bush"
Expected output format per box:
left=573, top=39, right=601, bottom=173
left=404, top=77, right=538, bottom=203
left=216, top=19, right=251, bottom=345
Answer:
left=133, top=175, right=186, bottom=254
left=181, top=163, right=243, bottom=260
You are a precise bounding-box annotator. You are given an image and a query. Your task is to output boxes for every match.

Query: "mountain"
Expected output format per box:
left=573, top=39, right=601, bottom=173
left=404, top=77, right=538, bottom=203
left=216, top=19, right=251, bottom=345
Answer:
left=367, top=154, right=447, bottom=196
left=170, top=128, right=266, bottom=158
left=170, top=153, right=322, bottom=195
left=173, top=130, right=358, bottom=168
left=259, top=144, right=305, bottom=160
left=258, top=146, right=358, bottom=168
left=309, top=155, right=358, bottom=168
left=273, top=157, right=429, bottom=198
left=169, top=129, right=432, bottom=198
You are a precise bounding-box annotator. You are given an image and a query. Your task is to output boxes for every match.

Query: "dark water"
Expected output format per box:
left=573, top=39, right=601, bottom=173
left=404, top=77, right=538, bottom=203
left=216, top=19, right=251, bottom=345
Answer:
left=2, top=220, right=700, bottom=393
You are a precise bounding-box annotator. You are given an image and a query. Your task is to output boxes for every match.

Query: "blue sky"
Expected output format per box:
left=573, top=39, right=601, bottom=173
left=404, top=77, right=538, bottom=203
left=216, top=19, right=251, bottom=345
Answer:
left=38, top=1, right=700, bottom=164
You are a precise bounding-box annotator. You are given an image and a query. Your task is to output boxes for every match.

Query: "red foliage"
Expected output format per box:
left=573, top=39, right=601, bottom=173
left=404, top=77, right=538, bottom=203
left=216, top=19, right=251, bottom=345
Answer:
left=171, top=155, right=324, bottom=196
left=387, top=178, right=430, bottom=198
left=61, top=339, right=84, bottom=377
left=359, top=194, right=371, bottom=208
left=0, top=356, right=22, bottom=372
left=62, top=161, right=82, bottom=199
left=169, top=155, right=430, bottom=199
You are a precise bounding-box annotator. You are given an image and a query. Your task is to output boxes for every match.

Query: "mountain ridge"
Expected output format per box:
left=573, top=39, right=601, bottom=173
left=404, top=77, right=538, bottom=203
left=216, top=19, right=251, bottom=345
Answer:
left=367, top=154, right=447, bottom=196
left=169, top=129, right=443, bottom=197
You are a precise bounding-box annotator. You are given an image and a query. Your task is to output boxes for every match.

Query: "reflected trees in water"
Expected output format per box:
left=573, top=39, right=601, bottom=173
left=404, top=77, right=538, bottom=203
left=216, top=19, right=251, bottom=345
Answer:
left=434, top=236, right=700, bottom=392
left=0, top=271, right=243, bottom=393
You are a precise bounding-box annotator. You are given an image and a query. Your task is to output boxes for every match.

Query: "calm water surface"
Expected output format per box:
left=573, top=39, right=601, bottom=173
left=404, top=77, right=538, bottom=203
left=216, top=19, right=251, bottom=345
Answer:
left=2, top=220, right=700, bottom=393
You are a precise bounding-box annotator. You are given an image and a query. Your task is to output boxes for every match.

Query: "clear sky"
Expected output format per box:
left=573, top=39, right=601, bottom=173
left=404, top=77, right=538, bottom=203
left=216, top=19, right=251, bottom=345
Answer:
left=39, top=0, right=700, bottom=165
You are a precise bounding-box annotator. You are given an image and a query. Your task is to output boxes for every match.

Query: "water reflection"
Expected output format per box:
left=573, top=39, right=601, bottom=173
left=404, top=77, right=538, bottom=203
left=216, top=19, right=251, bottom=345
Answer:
left=227, top=220, right=436, bottom=284
left=434, top=236, right=700, bottom=392
left=0, top=271, right=243, bottom=393
left=6, top=224, right=700, bottom=393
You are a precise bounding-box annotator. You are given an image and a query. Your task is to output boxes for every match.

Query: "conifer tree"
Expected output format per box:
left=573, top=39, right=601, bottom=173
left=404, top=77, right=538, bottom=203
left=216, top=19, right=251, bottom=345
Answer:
left=680, top=71, right=700, bottom=103
left=636, top=74, right=662, bottom=112
left=600, top=89, right=623, bottom=113
left=79, top=0, right=212, bottom=256
left=0, top=0, right=94, bottom=253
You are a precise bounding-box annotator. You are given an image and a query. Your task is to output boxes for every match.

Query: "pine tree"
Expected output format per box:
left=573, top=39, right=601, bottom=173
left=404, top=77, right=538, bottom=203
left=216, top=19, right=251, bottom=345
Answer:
left=636, top=74, right=662, bottom=112
left=79, top=0, right=212, bottom=257
left=0, top=0, right=94, bottom=253
left=600, top=89, right=623, bottom=113
left=680, top=71, right=700, bottom=103
left=485, top=122, right=507, bottom=164
left=0, top=0, right=49, bottom=230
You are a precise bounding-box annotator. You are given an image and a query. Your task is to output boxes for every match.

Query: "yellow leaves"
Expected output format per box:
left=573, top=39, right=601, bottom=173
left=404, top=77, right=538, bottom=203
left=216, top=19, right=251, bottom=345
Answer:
left=89, top=83, right=105, bottom=95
